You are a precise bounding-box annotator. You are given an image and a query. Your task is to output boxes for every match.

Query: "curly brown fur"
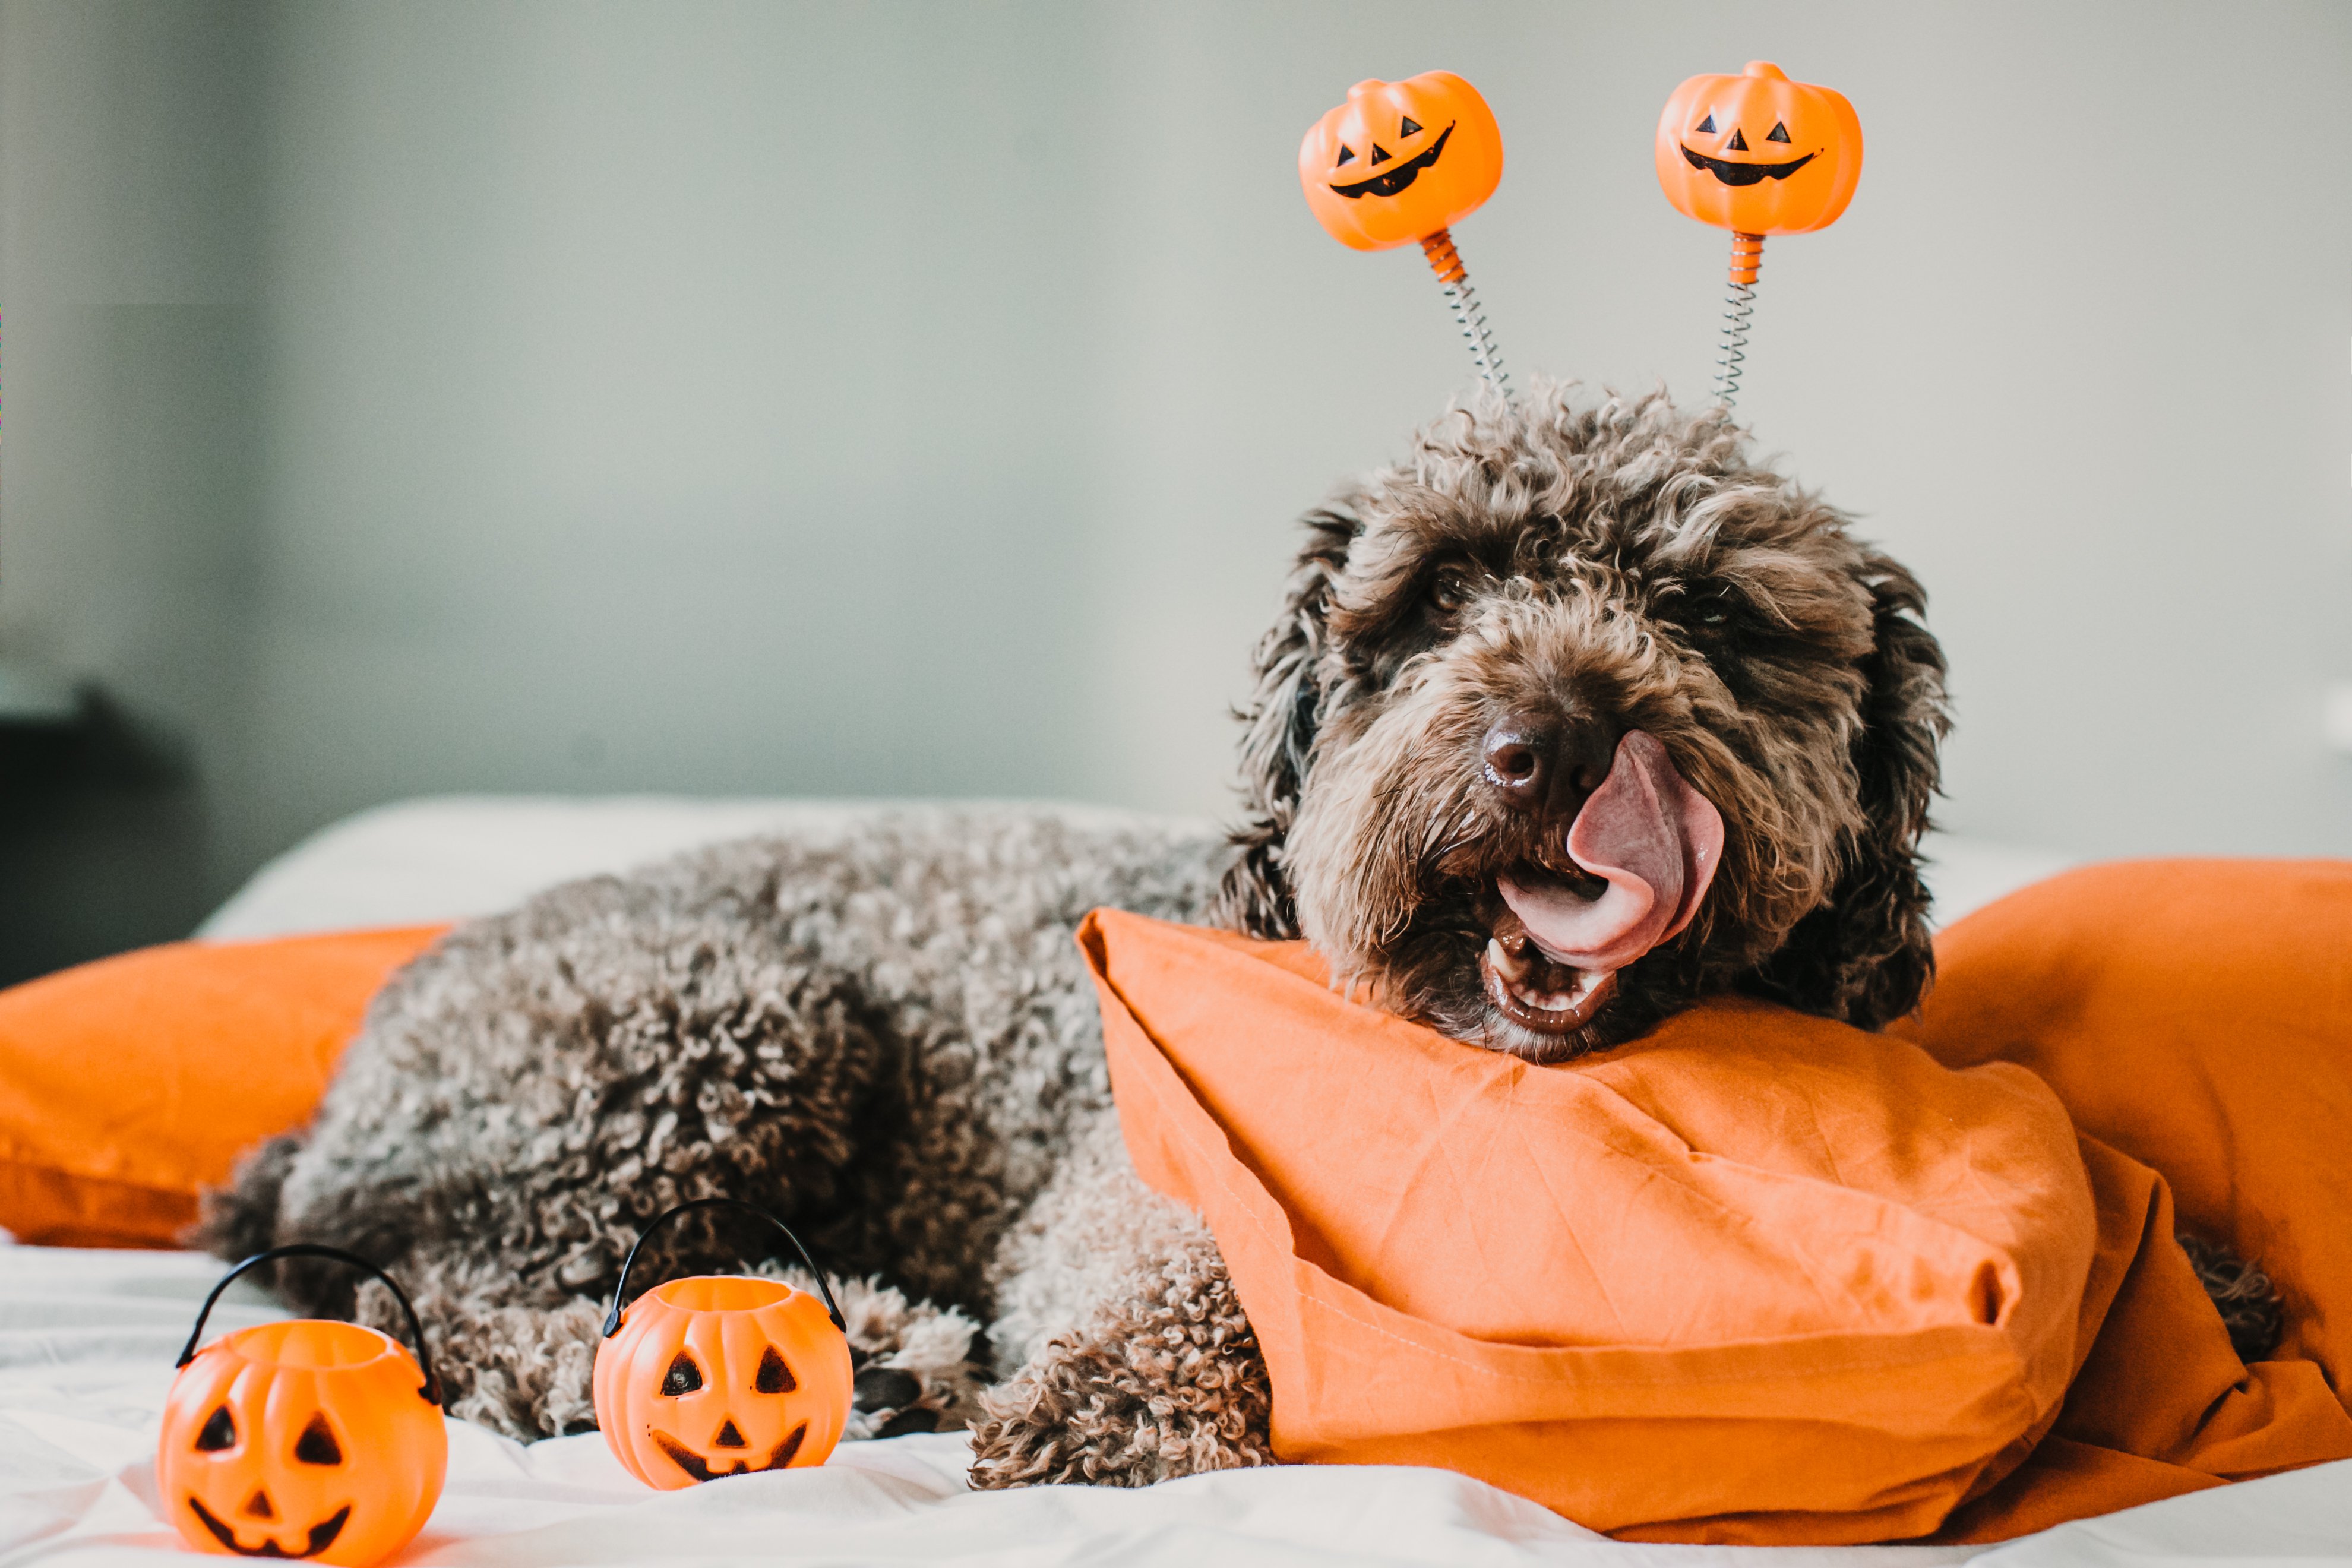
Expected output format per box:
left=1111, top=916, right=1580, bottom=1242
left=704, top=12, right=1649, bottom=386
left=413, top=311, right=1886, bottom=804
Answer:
left=343, top=1258, right=982, bottom=1441
left=201, top=807, right=1227, bottom=1466
left=1218, top=382, right=1949, bottom=1060
left=969, top=1207, right=1273, bottom=1488
left=2177, top=1232, right=2284, bottom=1364
left=223, top=385, right=2293, bottom=1495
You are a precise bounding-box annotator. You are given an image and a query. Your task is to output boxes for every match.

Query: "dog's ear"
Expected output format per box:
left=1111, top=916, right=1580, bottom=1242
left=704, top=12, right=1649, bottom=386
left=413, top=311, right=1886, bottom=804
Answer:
left=1213, top=507, right=1357, bottom=938
left=1750, top=551, right=1949, bottom=1027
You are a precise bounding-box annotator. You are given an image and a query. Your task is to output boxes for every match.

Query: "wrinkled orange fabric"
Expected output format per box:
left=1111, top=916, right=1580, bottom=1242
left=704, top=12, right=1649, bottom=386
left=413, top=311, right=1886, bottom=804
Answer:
left=1894, top=858, right=2352, bottom=1539
left=1081, top=862, right=2352, bottom=1544
left=0, top=926, right=449, bottom=1248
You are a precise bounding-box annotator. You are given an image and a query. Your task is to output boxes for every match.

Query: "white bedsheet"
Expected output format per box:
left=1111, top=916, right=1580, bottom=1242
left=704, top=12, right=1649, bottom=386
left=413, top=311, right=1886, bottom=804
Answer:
left=196, top=796, right=2076, bottom=941
left=5, top=1243, right=2349, bottom=1567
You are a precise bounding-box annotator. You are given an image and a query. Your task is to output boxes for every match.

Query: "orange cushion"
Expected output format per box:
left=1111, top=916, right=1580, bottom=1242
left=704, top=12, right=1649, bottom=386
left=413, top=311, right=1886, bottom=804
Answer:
left=0, top=926, right=449, bottom=1248
left=1081, top=886, right=2352, bottom=1545
left=1894, top=858, right=2352, bottom=1539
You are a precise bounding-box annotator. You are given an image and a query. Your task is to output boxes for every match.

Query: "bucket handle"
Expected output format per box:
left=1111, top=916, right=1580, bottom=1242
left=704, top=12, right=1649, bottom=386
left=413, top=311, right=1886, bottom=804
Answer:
left=178, top=1243, right=440, bottom=1405
left=601, top=1197, right=846, bottom=1337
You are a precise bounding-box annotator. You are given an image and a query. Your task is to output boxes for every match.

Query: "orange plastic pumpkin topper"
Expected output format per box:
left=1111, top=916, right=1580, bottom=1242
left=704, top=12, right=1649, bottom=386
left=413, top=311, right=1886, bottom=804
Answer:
left=1654, top=61, right=1864, bottom=406
left=594, top=1197, right=855, bottom=1489
left=1300, top=71, right=1510, bottom=394
left=160, top=1246, right=447, bottom=1568
left=1300, top=72, right=1501, bottom=253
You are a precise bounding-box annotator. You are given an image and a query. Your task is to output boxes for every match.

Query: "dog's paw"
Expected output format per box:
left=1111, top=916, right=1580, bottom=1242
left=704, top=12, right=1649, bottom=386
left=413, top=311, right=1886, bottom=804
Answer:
left=350, top=1273, right=604, bottom=1443
left=966, top=1245, right=1273, bottom=1490
left=763, top=1269, right=985, bottom=1439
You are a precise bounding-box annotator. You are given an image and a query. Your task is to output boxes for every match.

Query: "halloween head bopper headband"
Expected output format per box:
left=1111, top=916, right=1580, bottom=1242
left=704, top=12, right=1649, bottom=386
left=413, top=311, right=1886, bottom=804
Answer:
left=1655, top=61, right=1863, bottom=408
left=1300, top=71, right=1509, bottom=397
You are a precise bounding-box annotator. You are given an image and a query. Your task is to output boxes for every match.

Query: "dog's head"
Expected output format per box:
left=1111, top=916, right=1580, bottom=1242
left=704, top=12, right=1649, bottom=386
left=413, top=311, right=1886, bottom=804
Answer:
left=1216, top=385, right=1948, bottom=1060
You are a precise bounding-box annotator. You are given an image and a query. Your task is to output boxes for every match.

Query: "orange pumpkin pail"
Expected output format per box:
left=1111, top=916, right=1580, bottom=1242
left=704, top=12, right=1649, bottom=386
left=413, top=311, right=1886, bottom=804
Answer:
left=592, top=1197, right=855, bottom=1488
left=160, top=1245, right=448, bottom=1568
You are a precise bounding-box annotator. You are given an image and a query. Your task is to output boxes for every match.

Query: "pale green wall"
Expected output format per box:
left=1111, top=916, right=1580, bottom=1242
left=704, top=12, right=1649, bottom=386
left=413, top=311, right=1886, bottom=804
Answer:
left=4, top=1, right=2348, bottom=971
left=0, top=0, right=265, bottom=974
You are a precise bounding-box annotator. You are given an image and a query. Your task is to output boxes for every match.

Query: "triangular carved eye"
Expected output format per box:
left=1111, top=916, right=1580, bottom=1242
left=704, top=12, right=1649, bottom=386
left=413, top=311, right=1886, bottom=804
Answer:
left=195, top=1405, right=237, bottom=1452
left=1335, top=144, right=1355, bottom=166
left=1367, top=143, right=1392, bottom=166
left=1727, top=128, right=1749, bottom=151
left=1695, top=112, right=1716, bottom=134
left=662, top=1352, right=704, bottom=1396
left=1399, top=115, right=1422, bottom=136
left=1766, top=121, right=1790, bottom=143
left=294, top=1414, right=343, bottom=1466
left=755, top=1345, right=796, bottom=1394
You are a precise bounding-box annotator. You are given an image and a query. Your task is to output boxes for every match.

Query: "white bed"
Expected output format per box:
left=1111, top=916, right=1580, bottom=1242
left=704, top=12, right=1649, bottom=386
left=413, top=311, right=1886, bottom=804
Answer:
left=9, top=796, right=2345, bottom=1567
left=193, top=796, right=2082, bottom=943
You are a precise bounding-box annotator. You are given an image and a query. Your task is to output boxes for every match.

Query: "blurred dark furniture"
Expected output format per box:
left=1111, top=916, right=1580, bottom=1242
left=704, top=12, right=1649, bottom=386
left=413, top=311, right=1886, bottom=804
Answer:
left=0, top=685, right=212, bottom=988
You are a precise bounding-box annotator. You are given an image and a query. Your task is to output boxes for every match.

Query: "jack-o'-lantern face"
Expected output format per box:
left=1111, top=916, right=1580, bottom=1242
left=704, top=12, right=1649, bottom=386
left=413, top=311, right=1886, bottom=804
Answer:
left=158, top=1321, right=446, bottom=1567
left=1300, top=71, right=1503, bottom=252
left=1655, top=61, right=1862, bottom=235
left=593, top=1276, right=853, bottom=1489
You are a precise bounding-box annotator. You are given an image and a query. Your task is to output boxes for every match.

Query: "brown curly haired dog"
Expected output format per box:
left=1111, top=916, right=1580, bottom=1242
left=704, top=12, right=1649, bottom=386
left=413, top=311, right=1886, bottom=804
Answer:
left=210, top=387, right=2252, bottom=1490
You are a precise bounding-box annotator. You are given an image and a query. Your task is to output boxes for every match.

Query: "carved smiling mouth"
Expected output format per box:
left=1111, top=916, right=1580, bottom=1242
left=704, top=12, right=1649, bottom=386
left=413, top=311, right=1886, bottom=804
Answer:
left=1330, top=122, right=1455, bottom=199
left=650, top=1423, right=808, bottom=1483
left=1678, top=143, right=1817, bottom=187
left=186, top=1499, right=349, bottom=1559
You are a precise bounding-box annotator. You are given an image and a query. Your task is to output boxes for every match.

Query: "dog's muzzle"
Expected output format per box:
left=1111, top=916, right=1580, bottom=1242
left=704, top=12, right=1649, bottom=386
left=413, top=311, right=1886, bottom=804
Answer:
left=1480, top=732, right=1725, bottom=1035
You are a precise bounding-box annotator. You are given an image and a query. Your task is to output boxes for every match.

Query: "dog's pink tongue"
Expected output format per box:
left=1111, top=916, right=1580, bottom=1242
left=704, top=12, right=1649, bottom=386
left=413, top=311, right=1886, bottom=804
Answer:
left=1496, top=731, right=1724, bottom=975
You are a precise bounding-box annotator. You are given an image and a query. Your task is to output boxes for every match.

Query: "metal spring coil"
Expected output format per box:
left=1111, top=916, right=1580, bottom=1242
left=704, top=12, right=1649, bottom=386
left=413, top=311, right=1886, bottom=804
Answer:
left=1716, top=232, right=1764, bottom=409
left=1442, top=272, right=1510, bottom=398
left=1420, top=229, right=1510, bottom=397
left=1715, top=278, right=1756, bottom=408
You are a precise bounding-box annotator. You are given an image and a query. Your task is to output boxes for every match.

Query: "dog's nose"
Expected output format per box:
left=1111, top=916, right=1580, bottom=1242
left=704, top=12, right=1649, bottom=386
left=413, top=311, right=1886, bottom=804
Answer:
left=1482, top=722, right=1550, bottom=806
left=1481, top=715, right=1617, bottom=813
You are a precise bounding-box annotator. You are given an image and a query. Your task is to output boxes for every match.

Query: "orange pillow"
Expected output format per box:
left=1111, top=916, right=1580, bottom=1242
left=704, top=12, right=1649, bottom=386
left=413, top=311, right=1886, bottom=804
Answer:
left=1081, top=902, right=2352, bottom=1544
left=1895, top=858, right=2352, bottom=1538
left=0, top=926, right=448, bottom=1248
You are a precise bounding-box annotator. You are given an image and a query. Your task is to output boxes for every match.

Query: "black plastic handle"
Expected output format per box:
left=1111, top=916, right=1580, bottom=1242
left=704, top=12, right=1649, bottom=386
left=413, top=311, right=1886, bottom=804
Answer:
left=178, top=1244, right=441, bottom=1406
left=601, top=1197, right=846, bottom=1338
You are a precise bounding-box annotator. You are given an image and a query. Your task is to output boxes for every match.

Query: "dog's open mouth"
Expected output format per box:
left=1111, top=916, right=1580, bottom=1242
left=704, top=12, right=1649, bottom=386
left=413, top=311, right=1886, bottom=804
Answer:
left=1468, top=732, right=1727, bottom=1041
left=1482, top=898, right=1615, bottom=1034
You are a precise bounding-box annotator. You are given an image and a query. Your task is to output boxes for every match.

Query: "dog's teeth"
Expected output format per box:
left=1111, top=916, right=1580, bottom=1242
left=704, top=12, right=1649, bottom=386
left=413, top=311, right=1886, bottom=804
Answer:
left=1501, top=968, right=1577, bottom=1013
left=1510, top=966, right=1601, bottom=1015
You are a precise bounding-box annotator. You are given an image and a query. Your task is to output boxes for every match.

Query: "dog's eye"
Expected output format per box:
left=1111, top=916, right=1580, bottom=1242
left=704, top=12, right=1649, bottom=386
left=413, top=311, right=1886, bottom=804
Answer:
left=1428, top=573, right=1468, bottom=614
left=1684, top=592, right=1736, bottom=631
